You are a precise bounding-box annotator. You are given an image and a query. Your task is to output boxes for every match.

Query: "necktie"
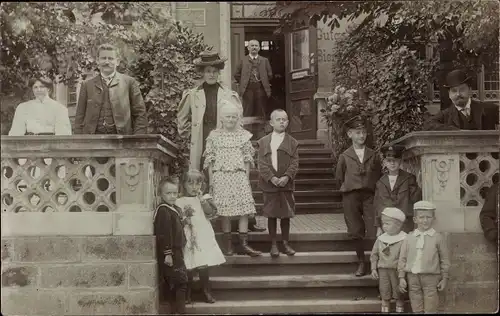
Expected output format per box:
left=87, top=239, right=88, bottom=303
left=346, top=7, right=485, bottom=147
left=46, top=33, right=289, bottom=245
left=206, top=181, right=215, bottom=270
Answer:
left=461, top=108, right=470, bottom=118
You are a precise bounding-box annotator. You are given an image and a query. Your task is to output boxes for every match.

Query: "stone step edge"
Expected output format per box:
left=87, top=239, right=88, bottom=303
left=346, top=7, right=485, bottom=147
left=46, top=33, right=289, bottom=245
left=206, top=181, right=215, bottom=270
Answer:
left=251, top=179, right=338, bottom=183
left=185, top=298, right=381, bottom=312
left=215, top=231, right=350, bottom=241
left=252, top=189, right=341, bottom=195
left=221, top=251, right=371, bottom=265
left=255, top=202, right=342, bottom=208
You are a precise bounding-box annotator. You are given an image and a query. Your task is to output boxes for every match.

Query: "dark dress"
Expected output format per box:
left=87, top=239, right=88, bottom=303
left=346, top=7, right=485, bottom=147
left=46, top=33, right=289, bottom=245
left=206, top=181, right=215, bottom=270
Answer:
left=201, top=82, right=219, bottom=184
left=153, top=203, right=187, bottom=301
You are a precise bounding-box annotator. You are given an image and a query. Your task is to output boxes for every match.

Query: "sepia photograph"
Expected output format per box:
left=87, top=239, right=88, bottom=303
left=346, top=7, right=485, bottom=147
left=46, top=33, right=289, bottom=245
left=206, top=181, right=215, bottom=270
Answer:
left=1, top=1, right=498, bottom=315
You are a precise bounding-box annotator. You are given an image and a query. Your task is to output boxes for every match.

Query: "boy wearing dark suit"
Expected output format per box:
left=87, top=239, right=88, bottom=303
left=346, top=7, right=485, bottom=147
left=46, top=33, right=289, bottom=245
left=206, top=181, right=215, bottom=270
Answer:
left=257, top=109, right=299, bottom=257
left=154, top=178, right=187, bottom=314
left=374, top=144, right=422, bottom=235
left=335, top=116, right=382, bottom=276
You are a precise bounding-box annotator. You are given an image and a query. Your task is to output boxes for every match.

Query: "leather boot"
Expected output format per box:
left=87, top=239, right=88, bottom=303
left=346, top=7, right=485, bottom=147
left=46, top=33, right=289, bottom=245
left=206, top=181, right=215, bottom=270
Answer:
left=185, top=272, right=193, bottom=304
left=355, top=261, right=366, bottom=277
left=355, top=240, right=366, bottom=277
left=174, top=287, right=186, bottom=314
left=270, top=240, right=280, bottom=258
left=198, top=268, right=215, bottom=303
left=282, top=240, right=296, bottom=256
left=223, top=232, right=233, bottom=256
left=239, top=232, right=262, bottom=257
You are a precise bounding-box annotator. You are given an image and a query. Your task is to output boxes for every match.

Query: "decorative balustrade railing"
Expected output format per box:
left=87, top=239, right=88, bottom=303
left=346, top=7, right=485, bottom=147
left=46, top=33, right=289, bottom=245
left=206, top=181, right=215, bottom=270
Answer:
left=392, top=130, right=499, bottom=232
left=1, top=135, right=177, bottom=217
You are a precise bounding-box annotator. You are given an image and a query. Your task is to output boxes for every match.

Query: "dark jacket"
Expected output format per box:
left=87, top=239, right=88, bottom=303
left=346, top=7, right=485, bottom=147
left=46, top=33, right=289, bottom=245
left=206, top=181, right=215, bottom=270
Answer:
left=335, top=146, right=382, bottom=193
left=153, top=204, right=186, bottom=269
left=234, top=55, right=273, bottom=97
left=257, top=133, right=299, bottom=193
left=74, top=72, right=148, bottom=135
left=479, top=183, right=499, bottom=244
left=373, top=170, right=422, bottom=227
left=423, top=99, right=498, bottom=131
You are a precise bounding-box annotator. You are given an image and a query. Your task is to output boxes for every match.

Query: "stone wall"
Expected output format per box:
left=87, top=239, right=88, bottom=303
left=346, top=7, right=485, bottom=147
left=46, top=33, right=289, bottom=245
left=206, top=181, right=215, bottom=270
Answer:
left=1, top=236, right=157, bottom=315
left=444, top=233, right=498, bottom=312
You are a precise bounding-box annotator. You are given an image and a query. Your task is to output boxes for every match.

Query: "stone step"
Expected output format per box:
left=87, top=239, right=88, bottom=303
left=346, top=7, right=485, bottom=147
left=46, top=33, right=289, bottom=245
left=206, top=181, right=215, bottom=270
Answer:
left=252, top=139, right=327, bottom=150
left=250, top=179, right=339, bottom=191
left=255, top=202, right=343, bottom=215
left=211, top=251, right=371, bottom=276
left=183, top=297, right=383, bottom=314
left=250, top=168, right=335, bottom=180
left=215, top=232, right=374, bottom=252
left=252, top=189, right=341, bottom=203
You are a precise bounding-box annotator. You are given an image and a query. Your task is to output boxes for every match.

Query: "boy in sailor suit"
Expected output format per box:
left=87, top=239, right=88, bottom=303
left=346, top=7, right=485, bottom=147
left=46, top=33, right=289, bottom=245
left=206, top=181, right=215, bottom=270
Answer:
left=371, top=207, right=408, bottom=313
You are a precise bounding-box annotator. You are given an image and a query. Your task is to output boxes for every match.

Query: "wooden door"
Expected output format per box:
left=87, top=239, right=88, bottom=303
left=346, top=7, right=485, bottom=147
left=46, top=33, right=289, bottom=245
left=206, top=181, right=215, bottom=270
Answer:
left=284, top=26, right=318, bottom=139
left=231, top=25, right=245, bottom=92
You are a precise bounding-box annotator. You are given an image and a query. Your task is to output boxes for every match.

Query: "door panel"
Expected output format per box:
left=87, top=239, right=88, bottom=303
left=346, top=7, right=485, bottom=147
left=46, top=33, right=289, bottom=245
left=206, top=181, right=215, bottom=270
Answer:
left=285, top=26, right=318, bottom=140
left=231, top=25, right=245, bottom=92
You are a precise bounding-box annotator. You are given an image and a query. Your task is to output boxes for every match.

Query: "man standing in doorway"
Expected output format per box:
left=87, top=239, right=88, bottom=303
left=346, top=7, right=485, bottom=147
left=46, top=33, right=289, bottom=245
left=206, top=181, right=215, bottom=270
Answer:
left=234, top=39, right=273, bottom=119
left=75, top=43, right=148, bottom=135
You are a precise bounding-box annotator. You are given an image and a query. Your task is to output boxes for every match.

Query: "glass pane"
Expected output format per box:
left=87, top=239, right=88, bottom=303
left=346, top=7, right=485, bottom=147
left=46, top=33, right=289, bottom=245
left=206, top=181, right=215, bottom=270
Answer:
left=289, top=99, right=313, bottom=132
left=291, top=29, right=309, bottom=71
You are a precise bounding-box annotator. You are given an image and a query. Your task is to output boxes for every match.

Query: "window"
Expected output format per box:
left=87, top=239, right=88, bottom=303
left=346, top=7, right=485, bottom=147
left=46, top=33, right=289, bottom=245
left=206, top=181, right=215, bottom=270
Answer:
left=290, top=29, right=309, bottom=71
left=261, top=41, right=270, bottom=51
left=67, top=81, right=78, bottom=108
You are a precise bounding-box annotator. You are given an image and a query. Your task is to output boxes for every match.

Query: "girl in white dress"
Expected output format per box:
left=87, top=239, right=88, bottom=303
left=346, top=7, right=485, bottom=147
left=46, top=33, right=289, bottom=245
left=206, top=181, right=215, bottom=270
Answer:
left=203, top=100, right=261, bottom=257
left=176, top=169, right=225, bottom=304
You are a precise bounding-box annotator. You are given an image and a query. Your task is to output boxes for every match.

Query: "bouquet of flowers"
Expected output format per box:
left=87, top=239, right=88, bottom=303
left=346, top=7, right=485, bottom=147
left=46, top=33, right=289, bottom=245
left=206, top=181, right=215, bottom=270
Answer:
left=181, top=204, right=198, bottom=253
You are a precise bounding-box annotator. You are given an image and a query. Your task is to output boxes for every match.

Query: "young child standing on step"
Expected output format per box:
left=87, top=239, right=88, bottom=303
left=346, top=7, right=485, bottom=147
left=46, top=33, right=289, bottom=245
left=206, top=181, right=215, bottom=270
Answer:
left=335, top=115, right=382, bottom=276
left=398, top=201, right=450, bottom=313
left=154, top=177, right=188, bottom=314
left=257, top=109, right=299, bottom=257
left=374, top=144, right=421, bottom=236
left=203, top=100, right=262, bottom=257
left=371, top=207, right=408, bottom=313
left=176, top=169, right=226, bottom=304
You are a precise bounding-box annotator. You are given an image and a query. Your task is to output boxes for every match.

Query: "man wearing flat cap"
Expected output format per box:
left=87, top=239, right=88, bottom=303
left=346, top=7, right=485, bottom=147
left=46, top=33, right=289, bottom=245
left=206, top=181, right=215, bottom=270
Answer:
left=423, top=69, right=499, bottom=131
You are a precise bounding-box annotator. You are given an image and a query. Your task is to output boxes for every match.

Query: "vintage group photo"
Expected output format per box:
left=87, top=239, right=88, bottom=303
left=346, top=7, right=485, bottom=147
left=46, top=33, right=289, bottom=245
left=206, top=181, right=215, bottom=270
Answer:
left=1, top=1, right=499, bottom=315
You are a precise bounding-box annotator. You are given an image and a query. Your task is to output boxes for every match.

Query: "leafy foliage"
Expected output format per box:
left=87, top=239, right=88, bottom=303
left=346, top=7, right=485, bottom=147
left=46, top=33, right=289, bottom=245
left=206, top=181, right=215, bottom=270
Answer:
left=1, top=2, right=208, bottom=176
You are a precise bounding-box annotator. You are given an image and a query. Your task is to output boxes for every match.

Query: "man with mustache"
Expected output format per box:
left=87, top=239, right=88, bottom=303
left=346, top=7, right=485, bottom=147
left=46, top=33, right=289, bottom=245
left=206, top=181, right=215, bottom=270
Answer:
left=234, top=39, right=273, bottom=120
left=75, top=43, right=148, bottom=135
left=424, top=69, right=498, bottom=131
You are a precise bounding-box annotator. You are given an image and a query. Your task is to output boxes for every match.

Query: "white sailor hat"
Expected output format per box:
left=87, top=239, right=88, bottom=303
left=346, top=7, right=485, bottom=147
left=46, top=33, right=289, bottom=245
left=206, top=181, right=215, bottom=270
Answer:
left=413, top=200, right=436, bottom=210
left=381, top=207, right=406, bottom=223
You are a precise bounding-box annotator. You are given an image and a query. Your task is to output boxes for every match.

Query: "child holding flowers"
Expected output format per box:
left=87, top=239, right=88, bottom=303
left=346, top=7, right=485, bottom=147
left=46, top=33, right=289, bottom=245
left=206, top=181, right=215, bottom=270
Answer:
left=203, top=100, right=262, bottom=257
left=175, top=169, right=225, bottom=304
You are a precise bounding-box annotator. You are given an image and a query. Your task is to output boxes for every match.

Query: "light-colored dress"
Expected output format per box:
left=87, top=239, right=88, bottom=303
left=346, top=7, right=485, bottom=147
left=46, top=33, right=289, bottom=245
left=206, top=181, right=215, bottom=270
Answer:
left=175, top=196, right=225, bottom=270
left=203, top=128, right=257, bottom=217
left=9, top=96, right=72, bottom=136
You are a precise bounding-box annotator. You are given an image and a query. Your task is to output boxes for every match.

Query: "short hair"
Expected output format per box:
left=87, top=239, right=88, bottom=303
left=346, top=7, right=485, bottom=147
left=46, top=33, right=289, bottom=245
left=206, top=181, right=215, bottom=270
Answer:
left=179, top=169, right=207, bottom=196
left=270, top=109, right=288, bottom=120
left=157, top=176, right=180, bottom=195
left=96, top=43, right=120, bottom=59
left=196, top=63, right=225, bottom=73
left=28, top=76, right=53, bottom=92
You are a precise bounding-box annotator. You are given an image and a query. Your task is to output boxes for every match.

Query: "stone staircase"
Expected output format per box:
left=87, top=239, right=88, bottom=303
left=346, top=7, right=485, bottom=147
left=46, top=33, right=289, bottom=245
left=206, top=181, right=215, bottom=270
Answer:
left=178, top=139, right=397, bottom=314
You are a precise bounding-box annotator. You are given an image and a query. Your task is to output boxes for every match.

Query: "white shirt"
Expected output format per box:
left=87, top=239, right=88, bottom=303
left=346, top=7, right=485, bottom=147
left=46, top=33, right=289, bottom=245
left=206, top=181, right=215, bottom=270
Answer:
left=270, top=131, right=285, bottom=171
left=388, top=175, right=398, bottom=190
left=249, top=54, right=259, bottom=61
left=8, top=97, right=72, bottom=136
left=455, top=98, right=471, bottom=117
left=101, top=71, right=116, bottom=86
left=354, top=147, right=365, bottom=163
left=411, top=228, right=436, bottom=274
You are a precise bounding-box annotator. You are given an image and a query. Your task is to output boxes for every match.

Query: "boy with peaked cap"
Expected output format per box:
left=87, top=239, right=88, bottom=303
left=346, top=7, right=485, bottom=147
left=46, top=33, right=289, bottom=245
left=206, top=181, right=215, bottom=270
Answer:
left=335, top=115, right=382, bottom=276
left=374, top=144, right=422, bottom=236
left=371, top=207, right=408, bottom=313
left=398, top=201, right=450, bottom=313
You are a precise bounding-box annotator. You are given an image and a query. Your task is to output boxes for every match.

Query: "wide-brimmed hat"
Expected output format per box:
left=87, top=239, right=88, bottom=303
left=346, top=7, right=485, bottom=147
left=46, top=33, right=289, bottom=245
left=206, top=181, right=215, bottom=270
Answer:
left=444, top=69, right=471, bottom=88
left=193, top=48, right=227, bottom=67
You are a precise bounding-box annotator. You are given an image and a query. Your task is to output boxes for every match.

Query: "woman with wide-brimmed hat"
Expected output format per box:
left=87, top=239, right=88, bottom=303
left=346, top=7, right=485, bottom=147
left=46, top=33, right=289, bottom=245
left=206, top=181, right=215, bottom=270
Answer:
left=177, top=48, right=243, bottom=172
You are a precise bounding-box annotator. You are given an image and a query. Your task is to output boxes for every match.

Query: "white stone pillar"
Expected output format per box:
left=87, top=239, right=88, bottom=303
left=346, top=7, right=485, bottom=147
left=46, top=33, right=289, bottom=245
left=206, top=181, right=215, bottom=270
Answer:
left=219, top=2, right=231, bottom=87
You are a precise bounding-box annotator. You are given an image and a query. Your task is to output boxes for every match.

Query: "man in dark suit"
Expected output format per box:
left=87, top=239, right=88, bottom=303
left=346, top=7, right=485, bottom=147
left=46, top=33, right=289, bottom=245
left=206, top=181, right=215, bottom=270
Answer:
left=424, top=69, right=499, bottom=131
left=479, top=183, right=499, bottom=245
left=234, top=39, right=273, bottom=119
left=75, top=43, right=148, bottom=135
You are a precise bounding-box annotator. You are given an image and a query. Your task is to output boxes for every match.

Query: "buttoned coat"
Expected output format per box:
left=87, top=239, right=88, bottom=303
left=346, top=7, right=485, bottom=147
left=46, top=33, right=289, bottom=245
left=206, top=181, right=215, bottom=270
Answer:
left=234, top=55, right=273, bottom=97
left=74, top=72, right=148, bottom=135
left=177, top=82, right=243, bottom=170
left=335, top=146, right=382, bottom=193
left=373, top=170, right=422, bottom=227
left=423, top=99, right=498, bottom=131
left=257, top=133, right=299, bottom=193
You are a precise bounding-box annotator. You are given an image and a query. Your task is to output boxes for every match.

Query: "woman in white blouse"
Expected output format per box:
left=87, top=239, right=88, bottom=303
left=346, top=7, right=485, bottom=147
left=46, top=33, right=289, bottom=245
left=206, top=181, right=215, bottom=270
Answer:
left=9, top=77, right=72, bottom=136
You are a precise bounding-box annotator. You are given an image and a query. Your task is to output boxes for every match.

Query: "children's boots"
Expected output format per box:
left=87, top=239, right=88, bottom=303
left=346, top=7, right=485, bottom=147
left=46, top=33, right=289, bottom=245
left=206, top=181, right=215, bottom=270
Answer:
left=239, top=232, right=262, bottom=257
